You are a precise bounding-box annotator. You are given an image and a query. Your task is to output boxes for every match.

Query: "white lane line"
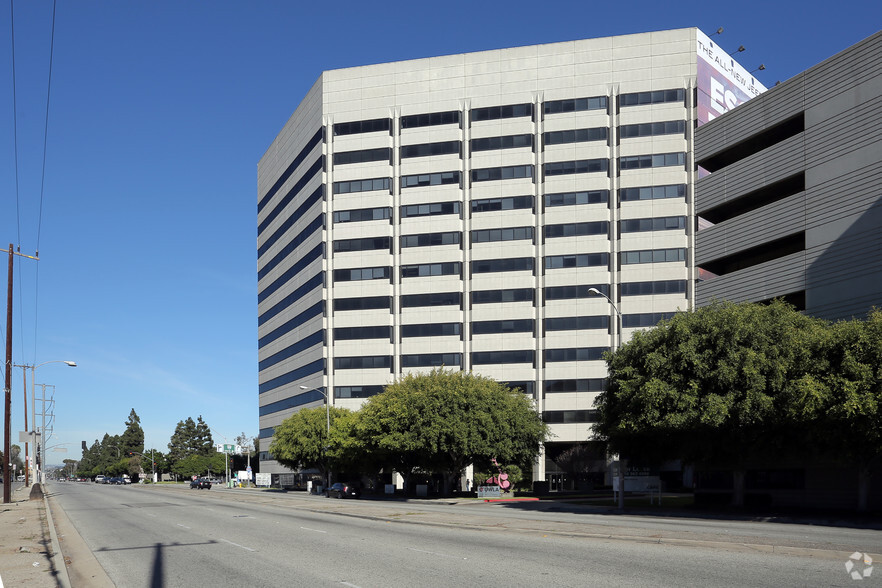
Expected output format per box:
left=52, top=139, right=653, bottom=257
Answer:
left=406, top=547, right=467, bottom=560
left=220, top=538, right=256, bottom=552
left=176, top=524, right=191, bottom=529
left=341, top=582, right=362, bottom=588
left=300, top=526, right=327, bottom=533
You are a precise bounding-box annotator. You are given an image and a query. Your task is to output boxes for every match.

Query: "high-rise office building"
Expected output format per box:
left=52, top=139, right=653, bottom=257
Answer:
left=257, top=28, right=764, bottom=484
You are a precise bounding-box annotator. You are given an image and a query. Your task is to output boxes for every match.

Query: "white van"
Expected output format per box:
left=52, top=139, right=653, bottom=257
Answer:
left=94, top=475, right=106, bottom=484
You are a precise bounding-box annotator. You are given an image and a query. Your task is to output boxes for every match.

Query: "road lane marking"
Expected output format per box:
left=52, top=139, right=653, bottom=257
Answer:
left=220, top=538, right=256, bottom=552
left=340, top=582, right=362, bottom=587
left=406, top=547, right=467, bottom=560
left=300, top=526, right=327, bottom=533
left=176, top=524, right=191, bottom=529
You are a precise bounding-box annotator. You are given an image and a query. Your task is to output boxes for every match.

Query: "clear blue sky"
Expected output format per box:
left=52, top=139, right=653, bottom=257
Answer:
left=2, top=0, right=879, bottom=464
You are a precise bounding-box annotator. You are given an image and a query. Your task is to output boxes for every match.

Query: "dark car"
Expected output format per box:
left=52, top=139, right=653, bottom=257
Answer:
left=109, top=477, right=125, bottom=485
left=325, top=482, right=359, bottom=498
left=190, top=478, right=212, bottom=489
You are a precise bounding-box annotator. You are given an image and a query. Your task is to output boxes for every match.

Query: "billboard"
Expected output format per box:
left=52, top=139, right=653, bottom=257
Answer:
left=696, top=29, right=767, bottom=127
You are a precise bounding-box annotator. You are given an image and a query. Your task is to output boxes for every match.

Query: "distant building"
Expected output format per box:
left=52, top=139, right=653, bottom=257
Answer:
left=257, top=28, right=764, bottom=484
left=695, top=31, right=882, bottom=321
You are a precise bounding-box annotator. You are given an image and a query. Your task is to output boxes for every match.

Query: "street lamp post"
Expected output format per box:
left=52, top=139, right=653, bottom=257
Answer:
left=587, top=287, right=626, bottom=509
left=300, top=385, right=330, bottom=490
left=14, top=360, right=76, bottom=485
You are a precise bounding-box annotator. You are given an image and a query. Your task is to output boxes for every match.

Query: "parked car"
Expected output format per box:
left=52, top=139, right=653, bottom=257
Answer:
left=325, top=482, right=360, bottom=498
left=94, top=475, right=106, bottom=484
left=190, top=478, right=212, bottom=489
left=109, top=477, right=126, bottom=485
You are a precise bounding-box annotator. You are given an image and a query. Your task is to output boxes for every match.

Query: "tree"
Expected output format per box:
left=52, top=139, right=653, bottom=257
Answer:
left=594, top=300, right=829, bottom=506
left=193, top=416, right=214, bottom=456
left=269, top=406, right=354, bottom=486
left=120, top=409, right=145, bottom=455
left=356, top=369, right=548, bottom=495
left=167, top=417, right=198, bottom=475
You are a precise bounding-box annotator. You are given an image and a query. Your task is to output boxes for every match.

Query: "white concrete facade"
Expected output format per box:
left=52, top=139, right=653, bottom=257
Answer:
left=257, top=28, right=724, bottom=480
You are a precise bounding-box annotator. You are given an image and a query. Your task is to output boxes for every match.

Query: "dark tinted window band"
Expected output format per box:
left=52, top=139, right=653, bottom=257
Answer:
left=544, top=221, right=608, bottom=239
left=258, top=272, right=323, bottom=327
left=619, top=120, right=685, bottom=139
left=333, top=147, right=392, bottom=166
left=471, top=350, right=535, bottom=365
left=544, top=315, right=608, bottom=331
left=471, top=103, right=533, bottom=122
left=259, top=185, right=324, bottom=259
left=334, top=355, right=393, bottom=370
left=543, top=128, right=607, bottom=146
left=622, top=312, right=676, bottom=328
left=258, top=157, right=323, bottom=236
left=400, top=141, right=461, bottom=159
left=544, top=190, right=609, bottom=208
left=259, top=330, right=324, bottom=371
left=471, top=257, right=534, bottom=274
left=258, top=243, right=324, bottom=304
left=333, top=118, right=391, bottom=136
left=544, top=284, right=609, bottom=301
left=544, top=96, right=608, bottom=114
left=258, top=214, right=324, bottom=280
left=471, top=165, right=533, bottom=183
left=471, top=288, right=534, bottom=305
left=544, top=379, right=605, bottom=393
left=334, top=296, right=392, bottom=312
left=470, top=134, right=533, bottom=152
left=400, top=323, right=461, bottom=338
left=471, top=319, right=534, bottom=335
left=619, top=184, right=686, bottom=202
left=258, top=128, right=323, bottom=213
left=401, top=201, right=461, bottom=218
left=400, top=292, right=462, bottom=308
left=334, top=325, right=393, bottom=341
left=259, top=386, right=326, bottom=416
left=620, top=280, right=687, bottom=296
left=335, top=385, right=385, bottom=398
left=618, top=89, right=685, bottom=107
left=543, top=159, right=608, bottom=178
left=259, top=358, right=325, bottom=394
left=401, top=353, right=463, bottom=368
left=333, top=236, right=392, bottom=254
left=400, top=110, right=460, bottom=129
left=471, top=195, right=533, bottom=213
left=544, top=347, right=607, bottom=363
left=258, top=300, right=324, bottom=349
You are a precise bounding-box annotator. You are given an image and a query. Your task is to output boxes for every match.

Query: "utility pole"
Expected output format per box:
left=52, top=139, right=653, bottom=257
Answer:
left=4, top=245, right=13, bottom=504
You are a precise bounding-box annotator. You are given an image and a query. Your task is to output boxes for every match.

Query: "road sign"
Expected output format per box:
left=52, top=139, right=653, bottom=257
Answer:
left=223, top=444, right=235, bottom=453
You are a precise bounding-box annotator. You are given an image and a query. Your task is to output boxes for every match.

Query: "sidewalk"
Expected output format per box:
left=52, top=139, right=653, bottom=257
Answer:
left=0, top=485, right=59, bottom=587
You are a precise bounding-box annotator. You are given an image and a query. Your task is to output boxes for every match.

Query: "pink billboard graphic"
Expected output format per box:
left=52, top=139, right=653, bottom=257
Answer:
left=696, top=29, right=767, bottom=127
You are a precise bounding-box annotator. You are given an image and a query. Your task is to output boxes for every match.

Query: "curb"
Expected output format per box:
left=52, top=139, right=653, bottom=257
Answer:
left=42, top=489, right=71, bottom=588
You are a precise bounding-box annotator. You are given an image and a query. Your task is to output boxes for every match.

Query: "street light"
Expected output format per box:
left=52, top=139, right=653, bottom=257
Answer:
left=587, top=287, right=626, bottom=509
left=14, top=360, right=76, bottom=485
left=300, top=385, right=331, bottom=489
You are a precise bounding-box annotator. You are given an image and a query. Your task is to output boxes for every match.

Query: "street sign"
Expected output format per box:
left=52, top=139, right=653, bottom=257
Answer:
left=223, top=444, right=235, bottom=453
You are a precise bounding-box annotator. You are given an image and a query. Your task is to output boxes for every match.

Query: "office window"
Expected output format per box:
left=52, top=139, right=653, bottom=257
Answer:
left=619, top=184, right=686, bottom=202
left=618, top=152, right=685, bottom=171
left=543, top=127, right=608, bottom=146
left=471, top=319, right=534, bottom=336
left=400, top=171, right=461, bottom=189
left=543, top=410, right=599, bottom=423
left=544, top=379, right=605, bottom=393
left=400, top=110, right=460, bottom=129
left=621, top=248, right=687, bottom=265
left=619, top=120, right=686, bottom=139
left=334, top=325, right=392, bottom=341
left=401, top=201, right=461, bottom=219
left=333, top=207, right=392, bottom=224
left=622, top=312, right=676, bottom=328
left=544, top=253, right=609, bottom=270
left=333, top=177, right=391, bottom=195
left=471, top=257, right=534, bottom=275
left=471, top=350, right=535, bottom=365
left=543, top=159, right=608, bottom=177
left=502, top=381, right=535, bottom=395
left=471, top=103, right=533, bottom=122
left=471, top=165, right=533, bottom=183
left=618, top=89, right=685, bottom=108
left=544, top=96, right=608, bottom=114
left=333, top=355, right=393, bottom=370
left=544, top=347, right=607, bottom=363
left=333, top=147, right=392, bottom=166
left=334, top=296, right=391, bottom=312
left=335, top=385, right=385, bottom=398
left=333, top=118, right=391, bottom=136
left=333, top=266, right=391, bottom=283
left=400, top=323, right=462, bottom=338
left=470, top=134, right=534, bottom=152
left=400, top=232, right=461, bottom=249
left=333, top=236, right=391, bottom=254
left=621, top=280, right=687, bottom=297
left=401, top=353, right=463, bottom=368
left=544, top=284, right=609, bottom=301
left=400, top=141, right=461, bottom=159
left=400, top=292, right=462, bottom=308
left=544, top=315, right=608, bottom=332
left=471, top=195, right=533, bottom=214
left=471, top=226, right=533, bottom=244
left=400, top=262, right=462, bottom=279
left=620, top=216, right=687, bottom=234
left=544, top=190, right=609, bottom=208
left=544, top=221, right=608, bottom=239
left=471, top=288, right=535, bottom=305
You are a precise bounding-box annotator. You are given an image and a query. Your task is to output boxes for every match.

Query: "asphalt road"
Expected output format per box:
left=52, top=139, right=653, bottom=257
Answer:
left=50, top=483, right=875, bottom=587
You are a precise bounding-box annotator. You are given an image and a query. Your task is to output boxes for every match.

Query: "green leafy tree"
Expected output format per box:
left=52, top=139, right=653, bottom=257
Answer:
left=193, top=416, right=214, bottom=456
left=357, top=369, right=548, bottom=494
left=79, top=440, right=101, bottom=478
left=120, top=409, right=145, bottom=455
left=269, top=406, right=354, bottom=486
left=594, top=300, right=829, bottom=506
left=167, top=417, right=198, bottom=476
